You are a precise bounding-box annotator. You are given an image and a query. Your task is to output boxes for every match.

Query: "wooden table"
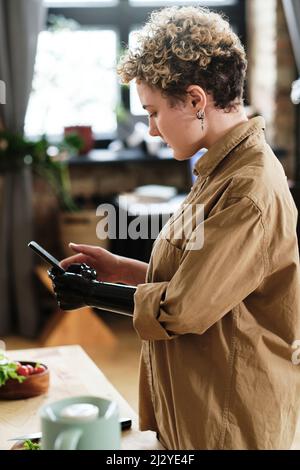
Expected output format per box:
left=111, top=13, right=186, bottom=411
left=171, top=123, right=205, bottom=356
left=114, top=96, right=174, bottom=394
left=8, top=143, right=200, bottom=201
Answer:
left=1, top=345, right=299, bottom=450
left=0, top=345, right=164, bottom=450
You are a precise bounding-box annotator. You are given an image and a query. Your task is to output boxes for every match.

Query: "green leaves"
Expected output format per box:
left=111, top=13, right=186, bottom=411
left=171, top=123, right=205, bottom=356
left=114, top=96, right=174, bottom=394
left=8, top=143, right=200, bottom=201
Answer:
left=23, top=440, right=41, bottom=450
left=0, top=131, right=33, bottom=172
left=0, top=130, right=79, bottom=212
left=0, top=351, right=27, bottom=387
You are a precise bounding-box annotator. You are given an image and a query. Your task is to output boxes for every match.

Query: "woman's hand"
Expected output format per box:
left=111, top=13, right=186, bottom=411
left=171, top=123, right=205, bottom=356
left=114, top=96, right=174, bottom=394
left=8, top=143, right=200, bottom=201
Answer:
left=60, top=243, right=123, bottom=283
left=60, top=242, right=149, bottom=286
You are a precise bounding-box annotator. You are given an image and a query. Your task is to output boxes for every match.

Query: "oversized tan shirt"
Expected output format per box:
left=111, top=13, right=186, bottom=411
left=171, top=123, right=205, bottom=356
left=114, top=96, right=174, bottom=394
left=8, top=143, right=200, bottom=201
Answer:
left=133, top=117, right=300, bottom=450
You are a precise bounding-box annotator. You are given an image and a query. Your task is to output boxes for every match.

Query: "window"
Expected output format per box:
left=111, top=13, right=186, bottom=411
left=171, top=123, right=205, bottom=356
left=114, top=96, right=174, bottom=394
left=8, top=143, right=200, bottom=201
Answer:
left=130, top=0, right=235, bottom=5
left=128, top=29, right=147, bottom=116
left=26, top=0, right=245, bottom=141
left=44, top=0, right=118, bottom=6
left=25, top=28, right=118, bottom=137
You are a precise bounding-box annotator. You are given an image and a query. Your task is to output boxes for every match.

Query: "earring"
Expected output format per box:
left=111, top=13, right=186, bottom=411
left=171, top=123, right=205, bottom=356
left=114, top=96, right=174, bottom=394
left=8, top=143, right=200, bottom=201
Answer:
left=196, top=110, right=205, bottom=131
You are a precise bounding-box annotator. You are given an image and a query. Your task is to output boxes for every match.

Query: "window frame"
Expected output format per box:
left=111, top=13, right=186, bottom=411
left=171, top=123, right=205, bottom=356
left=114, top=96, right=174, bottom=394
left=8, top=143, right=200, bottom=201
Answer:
left=44, top=0, right=246, bottom=147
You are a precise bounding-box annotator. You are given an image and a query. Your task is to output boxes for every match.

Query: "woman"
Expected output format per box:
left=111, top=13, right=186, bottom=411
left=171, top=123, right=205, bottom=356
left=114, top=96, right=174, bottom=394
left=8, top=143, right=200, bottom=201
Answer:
left=50, top=6, right=300, bottom=449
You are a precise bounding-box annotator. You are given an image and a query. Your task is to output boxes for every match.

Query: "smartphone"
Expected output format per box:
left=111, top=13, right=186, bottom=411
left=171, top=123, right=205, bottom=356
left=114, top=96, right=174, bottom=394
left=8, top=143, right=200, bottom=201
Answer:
left=28, top=241, right=65, bottom=274
left=120, top=418, right=132, bottom=431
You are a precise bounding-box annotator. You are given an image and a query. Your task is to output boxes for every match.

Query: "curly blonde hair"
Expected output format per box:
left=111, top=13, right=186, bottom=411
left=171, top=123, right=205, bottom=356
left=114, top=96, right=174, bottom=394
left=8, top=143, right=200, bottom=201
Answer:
left=117, top=6, right=247, bottom=111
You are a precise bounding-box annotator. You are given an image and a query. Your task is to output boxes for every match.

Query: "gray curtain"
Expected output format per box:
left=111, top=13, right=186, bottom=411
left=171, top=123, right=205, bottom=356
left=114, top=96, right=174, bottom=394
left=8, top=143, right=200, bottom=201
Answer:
left=0, top=0, right=45, bottom=336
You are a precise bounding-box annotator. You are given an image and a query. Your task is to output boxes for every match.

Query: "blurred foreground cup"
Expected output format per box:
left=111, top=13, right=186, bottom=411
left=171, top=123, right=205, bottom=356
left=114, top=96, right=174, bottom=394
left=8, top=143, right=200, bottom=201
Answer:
left=40, top=396, right=120, bottom=450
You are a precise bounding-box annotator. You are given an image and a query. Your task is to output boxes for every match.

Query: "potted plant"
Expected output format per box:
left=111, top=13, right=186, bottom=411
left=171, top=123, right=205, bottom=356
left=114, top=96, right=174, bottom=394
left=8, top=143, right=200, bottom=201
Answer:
left=0, top=130, right=80, bottom=212
left=64, top=126, right=94, bottom=155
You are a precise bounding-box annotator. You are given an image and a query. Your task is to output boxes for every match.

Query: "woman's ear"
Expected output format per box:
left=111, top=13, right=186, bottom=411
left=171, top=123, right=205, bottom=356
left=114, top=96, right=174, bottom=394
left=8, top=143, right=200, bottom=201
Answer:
left=186, top=85, right=207, bottom=110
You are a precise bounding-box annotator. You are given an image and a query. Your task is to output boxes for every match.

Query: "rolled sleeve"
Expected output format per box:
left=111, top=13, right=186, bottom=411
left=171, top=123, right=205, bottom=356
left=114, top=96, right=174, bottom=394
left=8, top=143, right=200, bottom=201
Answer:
left=133, top=196, right=267, bottom=341
left=133, top=281, right=171, bottom=340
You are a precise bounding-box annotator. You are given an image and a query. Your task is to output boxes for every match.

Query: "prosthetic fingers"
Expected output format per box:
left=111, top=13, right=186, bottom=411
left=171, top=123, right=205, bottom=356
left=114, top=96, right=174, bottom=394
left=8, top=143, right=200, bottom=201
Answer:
left=48, top=263, right=135, bottom=317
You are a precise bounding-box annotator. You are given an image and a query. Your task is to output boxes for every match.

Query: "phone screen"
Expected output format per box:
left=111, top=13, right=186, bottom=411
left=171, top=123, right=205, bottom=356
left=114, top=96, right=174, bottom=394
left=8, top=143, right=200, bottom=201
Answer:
left=28, top=241, right=65, bottom=274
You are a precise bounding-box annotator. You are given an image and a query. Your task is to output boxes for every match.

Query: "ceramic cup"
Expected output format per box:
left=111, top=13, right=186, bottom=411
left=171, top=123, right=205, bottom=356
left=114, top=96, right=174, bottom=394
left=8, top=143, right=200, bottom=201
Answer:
left=40, top=396, right=120, bottom=450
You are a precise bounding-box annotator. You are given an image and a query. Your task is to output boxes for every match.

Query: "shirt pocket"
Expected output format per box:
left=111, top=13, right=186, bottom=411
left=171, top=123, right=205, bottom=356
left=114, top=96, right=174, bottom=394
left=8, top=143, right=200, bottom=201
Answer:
left=149, top=236, right=183, bottom=282
left=160, top=202, right=204, bottom=251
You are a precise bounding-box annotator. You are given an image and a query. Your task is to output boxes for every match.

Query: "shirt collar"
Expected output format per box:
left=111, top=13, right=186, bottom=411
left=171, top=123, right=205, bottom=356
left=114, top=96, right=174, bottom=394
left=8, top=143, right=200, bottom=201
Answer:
left=192, top=116, right=266, bottom=178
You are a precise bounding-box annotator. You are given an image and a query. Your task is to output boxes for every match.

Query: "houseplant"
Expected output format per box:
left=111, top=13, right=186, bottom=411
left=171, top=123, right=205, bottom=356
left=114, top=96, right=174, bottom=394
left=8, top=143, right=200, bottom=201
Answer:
left=0, top=130, right=105, bottom=257
left=0, top=130, right=81, bottom=212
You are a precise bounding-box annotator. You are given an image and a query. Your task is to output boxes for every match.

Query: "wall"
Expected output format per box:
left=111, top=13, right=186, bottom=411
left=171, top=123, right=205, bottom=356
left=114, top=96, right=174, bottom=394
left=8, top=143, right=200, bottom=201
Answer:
left=247, top=0, right=297, bottom=179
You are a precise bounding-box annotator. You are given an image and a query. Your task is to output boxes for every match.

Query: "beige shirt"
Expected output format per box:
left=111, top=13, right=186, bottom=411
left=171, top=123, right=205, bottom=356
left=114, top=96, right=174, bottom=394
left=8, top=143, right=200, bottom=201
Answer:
left=133, top=117, right=300, bottom=450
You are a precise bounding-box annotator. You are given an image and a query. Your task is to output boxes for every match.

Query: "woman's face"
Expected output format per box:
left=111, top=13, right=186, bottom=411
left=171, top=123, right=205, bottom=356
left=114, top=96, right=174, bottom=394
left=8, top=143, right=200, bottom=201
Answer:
left=136, top=81, right=205, bottom=160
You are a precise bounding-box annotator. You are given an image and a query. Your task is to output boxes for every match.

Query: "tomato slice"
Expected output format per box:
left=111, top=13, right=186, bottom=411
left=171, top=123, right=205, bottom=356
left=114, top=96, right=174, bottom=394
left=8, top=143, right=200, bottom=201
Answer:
left=17, top=365, right=29, bottom=376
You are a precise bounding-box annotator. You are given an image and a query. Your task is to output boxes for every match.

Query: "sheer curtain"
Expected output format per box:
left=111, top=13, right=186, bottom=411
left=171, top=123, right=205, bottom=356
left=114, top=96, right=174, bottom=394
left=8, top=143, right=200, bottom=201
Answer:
left=0, top=0, right=45, bottom=336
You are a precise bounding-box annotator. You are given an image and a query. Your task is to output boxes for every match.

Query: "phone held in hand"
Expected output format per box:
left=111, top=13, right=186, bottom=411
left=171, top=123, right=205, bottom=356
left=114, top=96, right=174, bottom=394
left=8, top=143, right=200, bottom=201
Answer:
left=28, top=241, right=65, bottom=274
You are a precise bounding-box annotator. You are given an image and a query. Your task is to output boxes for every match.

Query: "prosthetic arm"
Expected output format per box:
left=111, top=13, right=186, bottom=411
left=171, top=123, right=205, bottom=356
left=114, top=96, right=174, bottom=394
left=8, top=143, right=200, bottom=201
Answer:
left=49, top=263, right=136, bottom=317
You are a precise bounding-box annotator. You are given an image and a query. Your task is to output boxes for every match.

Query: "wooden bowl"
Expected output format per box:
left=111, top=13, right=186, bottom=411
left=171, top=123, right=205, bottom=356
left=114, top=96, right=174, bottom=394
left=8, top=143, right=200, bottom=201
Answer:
left=0, top=361, right=49, bottom=400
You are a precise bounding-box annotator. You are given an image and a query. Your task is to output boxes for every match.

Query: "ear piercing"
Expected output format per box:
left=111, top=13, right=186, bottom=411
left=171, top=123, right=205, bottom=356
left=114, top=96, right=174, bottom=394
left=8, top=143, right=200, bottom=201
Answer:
left=196, top=110, right=205, bottom=131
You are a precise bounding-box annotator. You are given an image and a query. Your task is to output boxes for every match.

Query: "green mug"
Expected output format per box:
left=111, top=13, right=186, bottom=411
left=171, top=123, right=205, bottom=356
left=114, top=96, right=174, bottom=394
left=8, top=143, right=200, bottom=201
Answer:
left=40, top=396, right=121, bottom=450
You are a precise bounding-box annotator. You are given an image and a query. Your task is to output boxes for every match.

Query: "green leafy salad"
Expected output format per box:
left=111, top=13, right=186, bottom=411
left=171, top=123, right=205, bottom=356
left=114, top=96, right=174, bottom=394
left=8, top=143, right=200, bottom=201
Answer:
left=0, top=350, right=27, bottom=387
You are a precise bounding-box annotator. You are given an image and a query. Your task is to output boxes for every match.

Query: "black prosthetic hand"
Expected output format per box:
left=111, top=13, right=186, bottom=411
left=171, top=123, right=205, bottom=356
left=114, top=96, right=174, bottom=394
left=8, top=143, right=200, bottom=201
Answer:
left=49, top=263, right=136, bottom=317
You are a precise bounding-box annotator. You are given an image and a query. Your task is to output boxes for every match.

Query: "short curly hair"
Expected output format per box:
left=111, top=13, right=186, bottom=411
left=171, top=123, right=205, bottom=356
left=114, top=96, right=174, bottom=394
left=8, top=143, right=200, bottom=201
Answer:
left=117, top=6, right=247, bottom=111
